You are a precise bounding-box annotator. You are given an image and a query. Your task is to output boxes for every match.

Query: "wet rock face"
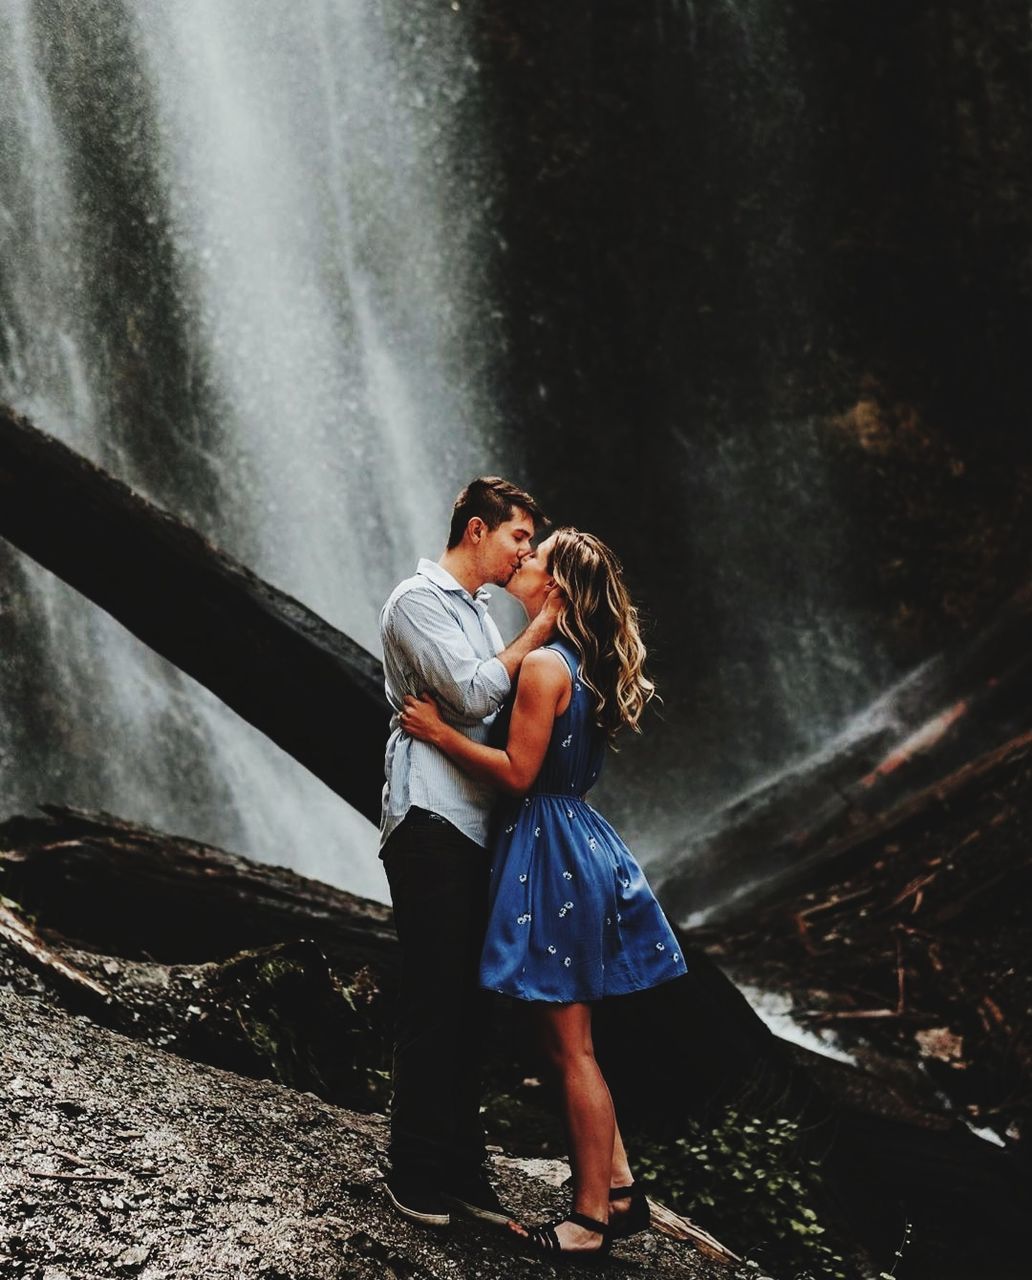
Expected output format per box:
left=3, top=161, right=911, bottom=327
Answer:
left=471, top=0, right=1032, bottom=825
left=478, top=0, right=1032, bottom=460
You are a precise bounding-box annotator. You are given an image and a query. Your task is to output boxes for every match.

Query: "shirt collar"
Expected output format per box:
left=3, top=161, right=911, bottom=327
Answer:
left=416, top=557, right=492, bottom=610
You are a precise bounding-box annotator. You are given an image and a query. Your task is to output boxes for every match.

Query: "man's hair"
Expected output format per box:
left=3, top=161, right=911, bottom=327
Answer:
left=447, top=476, right=546, bottom=548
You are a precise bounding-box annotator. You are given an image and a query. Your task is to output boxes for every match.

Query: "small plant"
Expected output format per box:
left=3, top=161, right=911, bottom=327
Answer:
left=632, top=1109, right=858, bottom=1279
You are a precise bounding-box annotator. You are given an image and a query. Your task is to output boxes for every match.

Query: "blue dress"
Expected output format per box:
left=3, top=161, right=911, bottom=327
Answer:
left=479, top=640, right=688, bottom=1003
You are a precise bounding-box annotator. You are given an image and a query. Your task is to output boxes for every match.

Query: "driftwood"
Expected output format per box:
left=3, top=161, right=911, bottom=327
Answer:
left=0, top=403, right=389, bottom=824
left=649, top=1200, right=743, bottom=1263
left=693, top=722, right=1032, bottom=1278
left=657, top=583, right=1032, bottom=921
left=0, top=896, right=112, bottom=1004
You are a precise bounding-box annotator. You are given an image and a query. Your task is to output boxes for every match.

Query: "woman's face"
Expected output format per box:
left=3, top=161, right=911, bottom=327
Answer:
left=506, top=531, right=557, bottom=614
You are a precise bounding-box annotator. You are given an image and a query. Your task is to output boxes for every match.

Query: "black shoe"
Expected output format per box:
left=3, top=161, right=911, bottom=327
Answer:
left=385, top=1175, right=451, bottom=1226
left=519, top=1210, right=613, bottom=1261
left=608, top=1183, right=650, bottom=1238
left=442, top=1172, right=513, bottom=1226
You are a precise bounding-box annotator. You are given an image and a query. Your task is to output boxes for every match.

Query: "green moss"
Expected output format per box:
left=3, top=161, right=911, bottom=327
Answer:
left=0, top=892, right=36, bottom=925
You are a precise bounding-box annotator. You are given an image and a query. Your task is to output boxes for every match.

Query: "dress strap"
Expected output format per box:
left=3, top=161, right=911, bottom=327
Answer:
left=543, top=640, right=579, bottom=683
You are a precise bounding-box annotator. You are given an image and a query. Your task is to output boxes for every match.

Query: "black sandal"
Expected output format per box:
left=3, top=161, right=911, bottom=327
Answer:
left=520, top=1210, right=612, bottom=1261
left=608, top=1184, right=650, bottom=1239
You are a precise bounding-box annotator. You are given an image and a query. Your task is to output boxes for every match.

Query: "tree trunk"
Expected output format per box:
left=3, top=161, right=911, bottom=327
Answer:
left=0, top=402, right=388, bottom=824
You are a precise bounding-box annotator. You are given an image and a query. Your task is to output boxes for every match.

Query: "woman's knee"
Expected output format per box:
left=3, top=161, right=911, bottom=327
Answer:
left=533, top=1003, right=595, bottom=1070
left=538, top=1034, right=597, bottom=1076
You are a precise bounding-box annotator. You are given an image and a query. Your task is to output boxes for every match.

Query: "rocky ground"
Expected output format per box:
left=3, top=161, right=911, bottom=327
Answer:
left=0, top=809, right=753, bottom=1280
left=0, top=970, right=734, bottom=1280
left=1, top=792, right=1027, bottom=1280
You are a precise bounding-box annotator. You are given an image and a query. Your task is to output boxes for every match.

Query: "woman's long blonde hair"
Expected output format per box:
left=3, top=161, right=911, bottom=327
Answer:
left=546, top=528, right=656, bottom=741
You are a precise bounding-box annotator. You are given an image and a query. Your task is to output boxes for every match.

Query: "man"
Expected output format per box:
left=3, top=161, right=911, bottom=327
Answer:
left=378, top=476, right=559, bottom=1227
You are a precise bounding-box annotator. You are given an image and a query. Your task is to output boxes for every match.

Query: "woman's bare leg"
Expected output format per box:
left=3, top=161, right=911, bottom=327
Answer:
left=608, top=1122, right=637, bottom=1225
left=611, top=1123, right=634, bottom=1189
left=525, top=1001, right=614, bottom=1251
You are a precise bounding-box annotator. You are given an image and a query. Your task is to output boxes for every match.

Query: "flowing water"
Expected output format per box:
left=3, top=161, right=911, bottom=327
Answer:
left=0, top=0, right=521, bottom=900
left=0, top=0, right=958, bottom=909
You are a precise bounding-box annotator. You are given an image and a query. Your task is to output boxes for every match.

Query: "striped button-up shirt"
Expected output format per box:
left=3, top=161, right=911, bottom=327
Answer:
left=379, top=558, right=511, bottom=849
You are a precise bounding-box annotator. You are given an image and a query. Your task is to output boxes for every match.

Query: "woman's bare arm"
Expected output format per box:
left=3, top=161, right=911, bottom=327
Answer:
left=400, top=649, right=569, bottom=795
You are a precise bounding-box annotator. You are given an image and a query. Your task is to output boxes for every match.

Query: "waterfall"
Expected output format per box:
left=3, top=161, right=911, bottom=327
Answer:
left=0, top=0, right=517, bottom=900
left=4, top=2, right=1021, bottom=912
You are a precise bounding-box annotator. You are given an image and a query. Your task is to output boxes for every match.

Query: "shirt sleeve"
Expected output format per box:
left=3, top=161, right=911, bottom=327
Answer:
left=384, top=588, right=511, bottom=723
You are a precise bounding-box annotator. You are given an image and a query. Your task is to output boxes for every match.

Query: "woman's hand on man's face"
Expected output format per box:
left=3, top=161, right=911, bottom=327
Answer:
left=400, top=692, right=445, bottom=743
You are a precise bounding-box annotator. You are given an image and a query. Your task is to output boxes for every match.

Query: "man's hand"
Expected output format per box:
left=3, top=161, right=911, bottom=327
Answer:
left=400, top=693, right=447, bottom=745
left=536, top=583, right=565, bottom=634
left=496, top=584, right=566, bottom=681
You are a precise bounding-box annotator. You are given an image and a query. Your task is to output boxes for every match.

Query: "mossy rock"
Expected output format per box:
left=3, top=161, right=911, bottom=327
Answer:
left=178, top=938, right=389, bottom=1111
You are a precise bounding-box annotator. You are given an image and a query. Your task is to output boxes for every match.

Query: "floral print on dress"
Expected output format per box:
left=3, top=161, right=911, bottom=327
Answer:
left=478, top=640, right=685, bottom=1004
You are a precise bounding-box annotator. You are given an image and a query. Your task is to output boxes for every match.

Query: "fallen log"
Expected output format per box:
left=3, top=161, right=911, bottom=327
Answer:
left=657, top=588, right=1032, bottom=923
left=0, top=805, right=395, bottom=968
left=0, top=402, right=389, bottom=824
left=692, top=729, right=1032, bottom=1274
left=0, top=896, right=112, bottom=1004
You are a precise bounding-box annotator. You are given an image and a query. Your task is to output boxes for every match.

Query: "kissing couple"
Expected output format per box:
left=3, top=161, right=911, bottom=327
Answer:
left=378, top=476, right=685, bottom=1260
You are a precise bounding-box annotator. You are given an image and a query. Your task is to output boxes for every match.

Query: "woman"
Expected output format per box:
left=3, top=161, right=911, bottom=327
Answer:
left=400, top=528, right=686, bottom=1259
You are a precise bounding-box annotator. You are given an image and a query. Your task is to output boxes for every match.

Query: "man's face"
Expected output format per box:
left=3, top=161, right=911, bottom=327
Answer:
left=478, top=508, right=536, bottom=587
left=506, top=530, right=556, bottom=610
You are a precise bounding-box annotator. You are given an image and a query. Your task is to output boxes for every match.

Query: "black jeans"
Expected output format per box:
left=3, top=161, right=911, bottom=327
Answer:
left=381, top=807, right=491, bottom=1186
